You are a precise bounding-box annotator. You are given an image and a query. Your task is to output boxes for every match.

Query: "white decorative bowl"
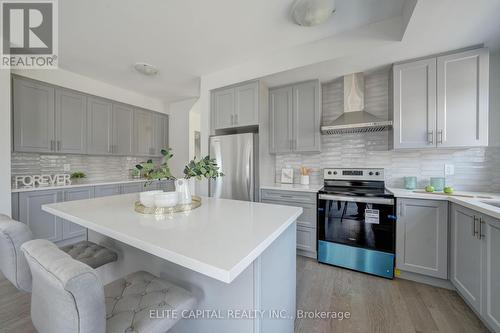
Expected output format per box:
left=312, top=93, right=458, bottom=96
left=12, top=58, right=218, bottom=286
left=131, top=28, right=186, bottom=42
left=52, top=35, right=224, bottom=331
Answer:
left=154, top=192, right=179, bottom=208
left=139, top=190, right=163, bottom=208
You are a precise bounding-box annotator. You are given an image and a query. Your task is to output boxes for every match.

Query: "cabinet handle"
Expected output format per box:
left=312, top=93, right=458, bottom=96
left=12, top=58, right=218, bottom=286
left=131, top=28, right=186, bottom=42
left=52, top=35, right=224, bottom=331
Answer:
left=479, top=217, right=485, bottom=240
left=427, top=130, right=434, bottom=144
left=230, top=114, right=234, bottom=125
left=57, top=141, right=61, bottom=151
left=234, top=114, right=238, bottom=125
left=437, top=130, right=443, bottom=144
left=473, top=216, right=479, bottom=238
left=50, top=140, right=54, bottom=151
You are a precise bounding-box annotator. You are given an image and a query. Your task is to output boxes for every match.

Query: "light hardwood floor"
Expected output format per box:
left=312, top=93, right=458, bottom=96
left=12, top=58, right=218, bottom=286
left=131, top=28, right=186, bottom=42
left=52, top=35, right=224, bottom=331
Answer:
left=0, top=257, right=489, bottom=333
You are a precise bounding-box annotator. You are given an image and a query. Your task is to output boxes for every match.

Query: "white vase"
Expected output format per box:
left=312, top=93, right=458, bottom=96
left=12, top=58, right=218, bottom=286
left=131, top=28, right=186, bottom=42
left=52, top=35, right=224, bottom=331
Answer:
left=175, top=178, right=192, bottom=204
left=300, top=175, right=310, bottom=185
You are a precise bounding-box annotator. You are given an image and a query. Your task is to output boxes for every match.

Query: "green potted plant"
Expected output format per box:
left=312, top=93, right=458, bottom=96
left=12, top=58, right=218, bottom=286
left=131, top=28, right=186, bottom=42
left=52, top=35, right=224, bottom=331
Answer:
left=176, top=156, right=224, bottom=204
left=135, top=148, right=175, bottom=186
left=70, top=171, right=86, bottom=184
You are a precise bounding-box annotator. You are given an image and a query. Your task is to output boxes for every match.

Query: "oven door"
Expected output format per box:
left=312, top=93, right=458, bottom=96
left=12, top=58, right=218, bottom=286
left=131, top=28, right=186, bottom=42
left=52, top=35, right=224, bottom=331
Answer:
left=317, top=194, right=396, bottom=253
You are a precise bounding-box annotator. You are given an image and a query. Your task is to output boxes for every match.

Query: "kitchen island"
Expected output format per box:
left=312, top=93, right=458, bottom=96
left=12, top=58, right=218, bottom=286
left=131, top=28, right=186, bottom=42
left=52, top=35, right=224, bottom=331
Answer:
left=42, top=194, right=302, bottom=333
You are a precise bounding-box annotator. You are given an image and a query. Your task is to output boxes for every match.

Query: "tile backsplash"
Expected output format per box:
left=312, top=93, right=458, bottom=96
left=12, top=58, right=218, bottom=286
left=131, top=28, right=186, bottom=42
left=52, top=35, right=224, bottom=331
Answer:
left=275, top=69, right=500, bottom=192
left=11, top=153, right=159, bottom=186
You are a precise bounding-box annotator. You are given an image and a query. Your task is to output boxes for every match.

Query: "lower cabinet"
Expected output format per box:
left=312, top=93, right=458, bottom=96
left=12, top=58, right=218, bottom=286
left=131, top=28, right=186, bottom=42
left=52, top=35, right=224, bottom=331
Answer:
left=121, top=182, right=144, bottom=194
left=61, top=187, right=93, bottom=240
left=396, top=198, right=448, bottom=279
left=261, top=189, right=317, bottom=258
left=451, top=203, right=500, bottom=332
left=94, top=184, right=121, bottom=197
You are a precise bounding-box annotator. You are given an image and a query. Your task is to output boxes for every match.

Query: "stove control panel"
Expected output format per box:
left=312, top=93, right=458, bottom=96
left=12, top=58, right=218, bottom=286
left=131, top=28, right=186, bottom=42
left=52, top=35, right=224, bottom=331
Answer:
left=324, top=168, right=385, bottom=181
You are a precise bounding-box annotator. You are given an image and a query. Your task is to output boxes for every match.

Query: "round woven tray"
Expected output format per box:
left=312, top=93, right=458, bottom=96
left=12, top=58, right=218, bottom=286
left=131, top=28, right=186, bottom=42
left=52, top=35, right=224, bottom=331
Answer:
left=134, top=196, right=201, bottom=215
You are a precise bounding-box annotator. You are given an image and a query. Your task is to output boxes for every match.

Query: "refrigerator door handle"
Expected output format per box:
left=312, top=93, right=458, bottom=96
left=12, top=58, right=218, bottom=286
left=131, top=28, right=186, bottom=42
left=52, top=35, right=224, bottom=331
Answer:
left=246, top=143, right=253, bottom=201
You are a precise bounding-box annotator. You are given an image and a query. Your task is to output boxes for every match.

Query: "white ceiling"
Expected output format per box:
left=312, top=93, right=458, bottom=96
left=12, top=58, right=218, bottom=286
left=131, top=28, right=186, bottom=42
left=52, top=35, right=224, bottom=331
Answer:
left=58, top=0, right=406, bottom=103
left=261, top=0, right=500, bottom=87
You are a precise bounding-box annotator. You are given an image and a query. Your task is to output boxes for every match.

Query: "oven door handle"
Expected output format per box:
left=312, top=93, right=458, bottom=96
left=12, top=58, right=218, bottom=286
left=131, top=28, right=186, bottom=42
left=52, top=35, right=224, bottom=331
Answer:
left=318, top=194, right=394, bottom=205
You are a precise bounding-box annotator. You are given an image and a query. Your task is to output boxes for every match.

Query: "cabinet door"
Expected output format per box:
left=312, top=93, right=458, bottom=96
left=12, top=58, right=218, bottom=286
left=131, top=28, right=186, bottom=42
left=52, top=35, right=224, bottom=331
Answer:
left=297, top=225, right=316, bottom=257
left=112, top=103, right=134, bottom=155
left=450, top=204, right=483, bottom=313
left=213, top=87, right=235, bottom=129
left=396, top=199, right=448, bottom=278
left=269, top=86, right=293, bottom=153
left=155, top=113, right=169, bottom=156
left=437, top=48, right=489, bottom=147
left=393, top=59, right=437, bottom=149
left=87, top=97, right=113, bottom=155
left=134, top=109, right=156, bottom=156
left=482, top=217, right=500, bottom=332
left=94, top=184, right=121, bottom=197
left=13, top=77, right=55, bottom=153
left=62, top=187, right=92, bottom=239
left=292, top=80, right=321, bottom=152
left=235, top=82, right=258, bottom=127
left=55, top=88, right=87, bottom=154
left=19, top=190, right=62, bottom=242
left=158, top=180, right=175, bottom=192
left=121, top=182, right=143, bottom=194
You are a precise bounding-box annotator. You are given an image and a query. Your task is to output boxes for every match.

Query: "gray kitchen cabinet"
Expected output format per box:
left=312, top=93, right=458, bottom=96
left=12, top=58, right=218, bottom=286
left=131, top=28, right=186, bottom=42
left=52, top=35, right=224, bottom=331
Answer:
left=436, top=48, right=489, bottom=147
left=261, top=189, right=317, bottom=258
left=482, top=216, right=500, bottom=332
left=87, top=97, right=113, bottom=155
left=292, top=80, right=321, bottom=152
left=396, top=198, right=448, bottom=279
left=212, top=81, right=259, bottom=130
left=269, top=86, right=293, bottom=153
left=158, top=180, right=175, bottom=192
left=12, top=76, right=55, bottom=153
left=121, top=182, right=143, bottom=194
left=234, top=81, right=259, bottom=127
left=19, top=190, right=63, bottom=242
left=392, top=58, right=437, bottom=149
left=269, top=80, right=320, bottom=154
left=112, top=103, right=134, bottom=155
left=392, top=48, right=489, bottom=150
left=134, top=109, right=156, bottom=156
left=450, top=204, right=483, bottom=314
left=155, top=113, right=169, bottom=156
left=94, top=184, right=121, bottom=197
left=213, top=87, right=235, bottom=130
left=54, top=88, right=87, bottom=154
left=61, top=187, right=92, bottom=239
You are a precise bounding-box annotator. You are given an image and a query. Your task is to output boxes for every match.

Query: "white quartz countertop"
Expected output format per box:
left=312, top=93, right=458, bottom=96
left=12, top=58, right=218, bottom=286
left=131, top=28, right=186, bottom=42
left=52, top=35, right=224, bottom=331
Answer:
left=387, top=187, right=500, bottom=220
left=11, top=178, right=165, bottom=193
left=260, top=183, right=323, bottom=193
left=42, top=194, right=302, bottom=283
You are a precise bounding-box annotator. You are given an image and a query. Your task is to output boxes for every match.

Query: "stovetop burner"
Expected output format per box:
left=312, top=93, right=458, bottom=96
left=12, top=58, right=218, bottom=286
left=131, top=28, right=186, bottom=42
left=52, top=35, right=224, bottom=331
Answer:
left=320, top=168, right=393, bottom=198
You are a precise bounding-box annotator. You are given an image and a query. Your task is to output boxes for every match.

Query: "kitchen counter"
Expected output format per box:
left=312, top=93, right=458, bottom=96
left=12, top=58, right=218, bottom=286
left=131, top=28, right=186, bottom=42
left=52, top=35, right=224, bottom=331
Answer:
left=260, top=183, right=323, bottom=193
left=387, top=187, right=500, bottom=220
left=11, top=178, right=167, bottom=193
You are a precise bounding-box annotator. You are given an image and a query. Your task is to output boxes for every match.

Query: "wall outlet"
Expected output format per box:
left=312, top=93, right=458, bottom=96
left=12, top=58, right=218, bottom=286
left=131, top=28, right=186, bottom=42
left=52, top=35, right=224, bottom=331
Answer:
left=63, top=164, right=71, bottom=172
left=444, top=164, right=455, bottom=176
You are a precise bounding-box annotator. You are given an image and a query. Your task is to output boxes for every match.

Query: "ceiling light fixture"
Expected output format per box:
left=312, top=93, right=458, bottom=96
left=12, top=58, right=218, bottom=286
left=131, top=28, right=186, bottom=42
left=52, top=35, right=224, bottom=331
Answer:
left=291, top=0, right=336, bottom=27
left=134, top=62, right=159, bottom=76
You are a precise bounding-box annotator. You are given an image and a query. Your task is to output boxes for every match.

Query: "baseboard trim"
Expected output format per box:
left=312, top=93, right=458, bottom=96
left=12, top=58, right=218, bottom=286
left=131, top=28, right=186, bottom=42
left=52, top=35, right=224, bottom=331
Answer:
left=397, top=270, right=454, bottom=290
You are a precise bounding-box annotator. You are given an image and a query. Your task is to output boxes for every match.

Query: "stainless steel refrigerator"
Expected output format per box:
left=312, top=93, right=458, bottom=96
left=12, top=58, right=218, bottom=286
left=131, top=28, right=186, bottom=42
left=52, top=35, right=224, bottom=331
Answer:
left=209, top=133, right=258, bottom=201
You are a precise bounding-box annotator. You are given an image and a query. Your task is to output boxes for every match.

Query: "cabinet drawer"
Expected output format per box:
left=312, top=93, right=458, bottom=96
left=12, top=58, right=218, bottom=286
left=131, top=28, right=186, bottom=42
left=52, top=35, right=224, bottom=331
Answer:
left=261, top=199, right=316, bottom=228
left=261, top=189, right=316, bottom=204
left=297, top=225, right=317, bottom=254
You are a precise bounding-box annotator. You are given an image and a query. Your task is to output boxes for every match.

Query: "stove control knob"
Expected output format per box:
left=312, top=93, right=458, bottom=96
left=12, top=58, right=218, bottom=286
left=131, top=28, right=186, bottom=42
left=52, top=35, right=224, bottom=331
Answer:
left=375, top=172, right=380, bottom=176
left=333, top=171, right=337, bottom=175
left=369, top=172, right=374, bottom=176
left=327, top=171, right=332, bottom=175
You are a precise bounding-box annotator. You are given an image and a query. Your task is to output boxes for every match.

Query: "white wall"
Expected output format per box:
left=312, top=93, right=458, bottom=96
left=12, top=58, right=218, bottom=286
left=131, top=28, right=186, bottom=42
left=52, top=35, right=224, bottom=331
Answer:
left=490, top=53, right=500, bottom=146
left=12, top=68, right=165, bottom=112
left=168, top=98, right=197, bottom=177
left=0, top=69, right=11, bottom=215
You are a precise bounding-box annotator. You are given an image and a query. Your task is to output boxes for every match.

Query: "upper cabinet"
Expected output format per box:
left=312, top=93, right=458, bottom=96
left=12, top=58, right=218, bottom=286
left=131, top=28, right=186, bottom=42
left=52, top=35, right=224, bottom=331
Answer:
left=12, top=76, right=168, bottom=157
left=212, top=81, right=259, bottom=130
left=392, top=48, right=489, bottom=149
left=13, top=77, right=55, bottom=153
left=269, top=80, right=321, bottom=154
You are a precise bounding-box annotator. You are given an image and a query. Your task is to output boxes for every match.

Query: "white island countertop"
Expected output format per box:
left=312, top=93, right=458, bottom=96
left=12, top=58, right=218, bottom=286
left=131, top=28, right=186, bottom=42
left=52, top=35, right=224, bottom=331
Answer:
left=42, top=194, right=302, bottom=283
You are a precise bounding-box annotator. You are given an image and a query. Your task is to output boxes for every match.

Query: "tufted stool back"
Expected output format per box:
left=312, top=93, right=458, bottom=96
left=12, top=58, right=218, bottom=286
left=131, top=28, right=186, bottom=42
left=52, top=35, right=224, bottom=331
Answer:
left=0, top=214, right=33, bottom=292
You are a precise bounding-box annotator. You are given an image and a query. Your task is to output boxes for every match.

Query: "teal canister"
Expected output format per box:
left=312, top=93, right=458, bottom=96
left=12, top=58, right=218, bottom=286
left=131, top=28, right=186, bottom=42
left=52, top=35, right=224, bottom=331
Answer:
left=404, top=177, right=417, bottom=190
left=430, top=177, right=445, bottom=192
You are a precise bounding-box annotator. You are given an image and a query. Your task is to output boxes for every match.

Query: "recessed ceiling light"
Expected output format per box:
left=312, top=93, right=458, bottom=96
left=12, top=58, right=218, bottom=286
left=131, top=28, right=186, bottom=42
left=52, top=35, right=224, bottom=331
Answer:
left=291, top=0, right=336, bottom=27
left=134, top=62, right=159, bottom=76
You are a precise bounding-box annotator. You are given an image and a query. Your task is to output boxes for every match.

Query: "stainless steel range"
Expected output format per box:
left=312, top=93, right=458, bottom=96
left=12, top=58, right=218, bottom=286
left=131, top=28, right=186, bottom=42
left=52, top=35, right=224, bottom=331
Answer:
left=317, top=168, right=396, bottom=279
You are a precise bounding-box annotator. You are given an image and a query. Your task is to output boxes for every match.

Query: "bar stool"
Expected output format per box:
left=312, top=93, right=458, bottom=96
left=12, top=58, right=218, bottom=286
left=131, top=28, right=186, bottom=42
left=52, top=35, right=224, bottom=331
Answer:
left=0, top=214, right=117, bottom=292
left=21, top=239, right=197, bottom=333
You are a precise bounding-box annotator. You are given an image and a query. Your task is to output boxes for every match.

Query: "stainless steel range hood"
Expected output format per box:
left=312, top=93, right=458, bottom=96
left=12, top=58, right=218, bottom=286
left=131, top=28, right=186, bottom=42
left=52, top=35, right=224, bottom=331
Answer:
left=321, top=73, right=392, bottom=135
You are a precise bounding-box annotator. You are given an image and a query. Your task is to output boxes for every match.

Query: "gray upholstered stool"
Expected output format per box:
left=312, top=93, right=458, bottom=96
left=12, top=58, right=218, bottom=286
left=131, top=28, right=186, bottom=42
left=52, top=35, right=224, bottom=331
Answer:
left=0, top=214, right=117, bottom=292
left=21, top=239, right=197, bottom=333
